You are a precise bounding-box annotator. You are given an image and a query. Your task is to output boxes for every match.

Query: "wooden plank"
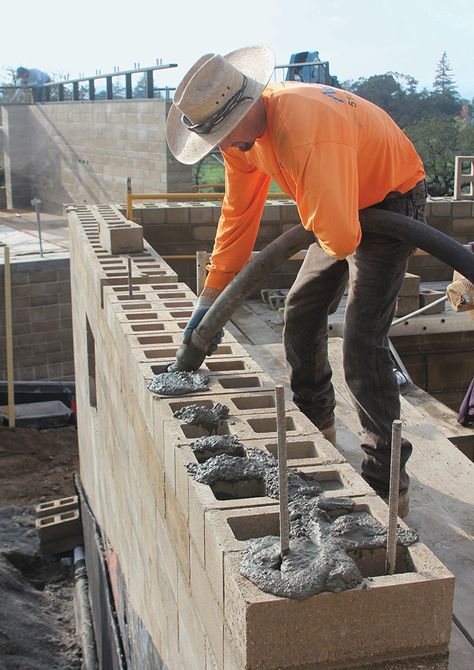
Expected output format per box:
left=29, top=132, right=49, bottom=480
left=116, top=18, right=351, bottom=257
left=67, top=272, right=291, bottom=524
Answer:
left=403, top=383, right=474, bottom=450
left=229, top=304, right=281, bottom=345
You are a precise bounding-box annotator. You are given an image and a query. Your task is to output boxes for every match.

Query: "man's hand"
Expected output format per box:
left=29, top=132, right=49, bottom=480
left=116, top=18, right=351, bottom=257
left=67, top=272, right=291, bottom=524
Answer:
left=183, top=291, right=224, bottom=355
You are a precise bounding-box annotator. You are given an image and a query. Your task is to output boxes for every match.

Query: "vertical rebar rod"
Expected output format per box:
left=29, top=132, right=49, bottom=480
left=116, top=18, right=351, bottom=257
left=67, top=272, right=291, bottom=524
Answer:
left=3, top=246, right=16, bottom=427
left=127, top=257, right=133, bottom=299
left=276, top=385, right=289, bottom=558
left=385, top=419, right=402, bottom=575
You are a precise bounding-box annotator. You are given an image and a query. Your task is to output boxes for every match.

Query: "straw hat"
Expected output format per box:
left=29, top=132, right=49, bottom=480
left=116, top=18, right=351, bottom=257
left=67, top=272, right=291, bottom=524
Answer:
left=166, top=46, right=275, bottom=165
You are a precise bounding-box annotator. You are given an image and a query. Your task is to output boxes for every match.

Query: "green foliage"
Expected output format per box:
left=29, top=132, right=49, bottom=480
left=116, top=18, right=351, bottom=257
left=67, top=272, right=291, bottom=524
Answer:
left=405, top=116, right=474, bottom=196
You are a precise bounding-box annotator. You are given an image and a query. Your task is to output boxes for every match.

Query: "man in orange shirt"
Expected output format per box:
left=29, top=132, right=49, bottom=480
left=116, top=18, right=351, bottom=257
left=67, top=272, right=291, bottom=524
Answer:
left=166, top=46, right=427, bottom=517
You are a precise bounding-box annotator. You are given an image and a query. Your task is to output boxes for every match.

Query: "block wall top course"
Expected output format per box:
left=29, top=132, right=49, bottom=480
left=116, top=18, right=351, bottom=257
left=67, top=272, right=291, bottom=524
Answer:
left=141, top=353, right=262, bottom=377
left=222, top=495, right=453, bottom=670
left=128, top=341, right=249, bottom=365
left=165, top=409, right=318, bottom=448
left=154, top=390, right=300, bottom=423
left=242, top=434, right=347, bottom=467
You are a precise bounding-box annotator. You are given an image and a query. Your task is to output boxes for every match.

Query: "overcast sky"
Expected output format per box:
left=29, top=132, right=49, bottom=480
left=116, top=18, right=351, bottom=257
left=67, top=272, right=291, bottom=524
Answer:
left=3, top=0, right=473, bottom=100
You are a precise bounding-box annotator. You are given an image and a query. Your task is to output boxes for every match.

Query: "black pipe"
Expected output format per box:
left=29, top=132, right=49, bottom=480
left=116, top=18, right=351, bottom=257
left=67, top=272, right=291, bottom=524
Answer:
left=174, top=208, right=474, bottom=371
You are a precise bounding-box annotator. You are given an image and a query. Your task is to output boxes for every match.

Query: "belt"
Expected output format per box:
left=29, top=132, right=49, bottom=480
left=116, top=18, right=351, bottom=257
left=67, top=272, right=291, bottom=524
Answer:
left=383, top=179, right=426, bottom=202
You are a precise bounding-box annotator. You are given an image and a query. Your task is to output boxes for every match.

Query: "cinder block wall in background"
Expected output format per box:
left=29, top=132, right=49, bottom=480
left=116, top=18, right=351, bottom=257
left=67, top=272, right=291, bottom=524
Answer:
left=128, top=198, right=474, bottom=290
left=70, top=205, right=454, bottom=670
left=408, top=199, right=474, bottom=280
left=0, top=254, right=74, bottom=380
left=1, top=101, right=193, bottom=214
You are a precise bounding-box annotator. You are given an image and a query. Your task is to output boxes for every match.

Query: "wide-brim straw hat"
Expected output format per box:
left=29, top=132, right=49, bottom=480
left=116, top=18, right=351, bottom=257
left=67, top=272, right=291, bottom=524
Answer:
left=166, top=46, right=275, bottom=165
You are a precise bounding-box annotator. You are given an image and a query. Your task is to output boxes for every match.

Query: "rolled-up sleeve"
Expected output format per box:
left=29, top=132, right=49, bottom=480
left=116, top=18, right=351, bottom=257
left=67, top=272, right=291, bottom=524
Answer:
left=205, top=151, right=271, bottom=290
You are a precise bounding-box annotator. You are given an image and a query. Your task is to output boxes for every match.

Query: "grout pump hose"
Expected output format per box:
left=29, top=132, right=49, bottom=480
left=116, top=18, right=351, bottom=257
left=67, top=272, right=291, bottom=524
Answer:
left=174, top=207, right=474, bottom=371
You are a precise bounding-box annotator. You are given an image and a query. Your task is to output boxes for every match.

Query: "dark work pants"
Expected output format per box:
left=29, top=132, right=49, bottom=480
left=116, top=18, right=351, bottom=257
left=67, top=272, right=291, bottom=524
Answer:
left=283, top=181, right=427, bottom=495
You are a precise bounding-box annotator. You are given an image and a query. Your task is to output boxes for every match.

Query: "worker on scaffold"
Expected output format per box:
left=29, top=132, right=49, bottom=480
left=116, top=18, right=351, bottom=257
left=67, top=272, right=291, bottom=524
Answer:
left=166, top=46, right=427, bottom=517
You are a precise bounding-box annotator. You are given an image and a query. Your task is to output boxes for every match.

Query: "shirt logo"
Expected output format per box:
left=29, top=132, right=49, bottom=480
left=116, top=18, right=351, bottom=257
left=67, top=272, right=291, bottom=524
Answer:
left=321, top=87, right=357, bottom=108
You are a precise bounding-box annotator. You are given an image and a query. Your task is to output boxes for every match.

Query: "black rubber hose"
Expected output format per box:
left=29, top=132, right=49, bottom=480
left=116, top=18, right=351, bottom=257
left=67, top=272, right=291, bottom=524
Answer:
left=173, top=224, right=314, bottom=370
left=174, top=207, right=474, bottom=371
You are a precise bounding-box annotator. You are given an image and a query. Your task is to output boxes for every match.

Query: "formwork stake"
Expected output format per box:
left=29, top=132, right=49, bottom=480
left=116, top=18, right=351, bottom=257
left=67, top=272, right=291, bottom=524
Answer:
left=275, top=385, right=290, bottom=559
left=127, top=257, right=133, bottom=299
left=3, top=245, right=16, bottom=427
left=385, top=419, right=402, bottom=575
left=31, top=197, right=44, bottom=257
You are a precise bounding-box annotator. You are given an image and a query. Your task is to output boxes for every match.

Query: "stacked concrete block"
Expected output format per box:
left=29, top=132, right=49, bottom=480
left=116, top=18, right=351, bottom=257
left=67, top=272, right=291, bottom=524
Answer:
left=35, top=497, right=82, bottom=554
left=395, top=272, right=421, bottom=317
left=69, top=205, right=454, bottom=669
left=0, top=253, right=74, bottom=381
left=96, top=206, right=144, bottom=254
left=419, top=287, right=446, bottom=314
left=454, top=156, right=474, bottom=200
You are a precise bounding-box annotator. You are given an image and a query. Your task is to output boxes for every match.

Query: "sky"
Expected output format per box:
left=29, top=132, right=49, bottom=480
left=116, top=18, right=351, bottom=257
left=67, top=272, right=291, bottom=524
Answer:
left=2, top=0, right=473, bottom=100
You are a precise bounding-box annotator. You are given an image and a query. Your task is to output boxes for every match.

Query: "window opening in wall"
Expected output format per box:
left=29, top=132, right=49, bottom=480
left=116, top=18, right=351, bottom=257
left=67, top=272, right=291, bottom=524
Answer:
left=86, top=317, right=97, bottom=408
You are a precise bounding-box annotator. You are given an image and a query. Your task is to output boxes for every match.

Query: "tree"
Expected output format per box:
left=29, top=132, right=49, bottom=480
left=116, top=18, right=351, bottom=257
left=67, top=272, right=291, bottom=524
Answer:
left=405, top=116, right=474, bottom=196
left=344, top=73, right=429, bottom=128
left=433, top=52, right=458, bottom=97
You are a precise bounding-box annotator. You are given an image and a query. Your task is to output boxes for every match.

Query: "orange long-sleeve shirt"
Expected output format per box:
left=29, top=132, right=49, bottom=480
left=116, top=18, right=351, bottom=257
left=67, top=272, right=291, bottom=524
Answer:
left=205, top=82, right=425, bottom=291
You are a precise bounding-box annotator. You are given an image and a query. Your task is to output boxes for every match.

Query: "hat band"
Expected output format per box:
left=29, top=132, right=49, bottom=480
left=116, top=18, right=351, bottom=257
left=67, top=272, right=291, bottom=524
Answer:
left=181, top=74, right=253, bottom=135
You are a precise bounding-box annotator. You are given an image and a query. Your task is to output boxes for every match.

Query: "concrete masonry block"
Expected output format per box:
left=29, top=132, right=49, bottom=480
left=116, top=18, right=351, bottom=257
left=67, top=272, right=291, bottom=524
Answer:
left=177, top=569, right=207, bottom=670
left=128, top=341, right=249, bottom=367
left=152, top=389, right=298, bottom=424
left=203, top=466, right=374, bottom=609
left=237, top=433, right=346, bottom=468
left=99, top=219, right=144, bottom=255
left=428, top=200, right=452, bottom=217
left=176, top=443, right=282, bottom=572
left=222, top=495, right=453, bottom=670
left=35, top=495, right=79, bottom=519
left=147, top=368, right=277, bottom=404
left=190, top=543, right=224, bottom=668
left=419, top=288, right=446, bottom=315
left=36, top=510, right=82, bottom=554
left=164, top=409, right=318, bottom=452
left=398, top=272, right=420, bottom=297
left=395, top=295, right=420, bottom=317
left=164, top=476, right=190, bottom=582
left=142, top=356, right=263, bottom=381
left=452, top=216, right=474, bottom=234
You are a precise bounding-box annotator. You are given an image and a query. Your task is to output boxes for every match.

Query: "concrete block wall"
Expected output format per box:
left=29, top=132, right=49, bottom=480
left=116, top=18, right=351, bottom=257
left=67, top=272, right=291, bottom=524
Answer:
left=126, top=198, right=474, bottom=291
left=408, top=199, right=474, bottom=280
left=128, top=200, right=303, bottom=293
left=70, top=204, right=454, bottom=669
left=2, top=101, right=192, bottom=214
left=0, top=253, right=74, bottom=380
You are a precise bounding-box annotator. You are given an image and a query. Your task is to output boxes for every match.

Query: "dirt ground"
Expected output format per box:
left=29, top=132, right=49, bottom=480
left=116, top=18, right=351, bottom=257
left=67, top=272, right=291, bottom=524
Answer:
left=0, top=426, right=82, bottom=670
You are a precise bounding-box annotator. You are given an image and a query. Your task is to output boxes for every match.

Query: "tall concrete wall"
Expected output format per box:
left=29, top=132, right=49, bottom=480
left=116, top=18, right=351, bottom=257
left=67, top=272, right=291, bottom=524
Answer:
left=69, top=205, right=454, bottom=669
left=1, top=101, right=192, bottom=214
